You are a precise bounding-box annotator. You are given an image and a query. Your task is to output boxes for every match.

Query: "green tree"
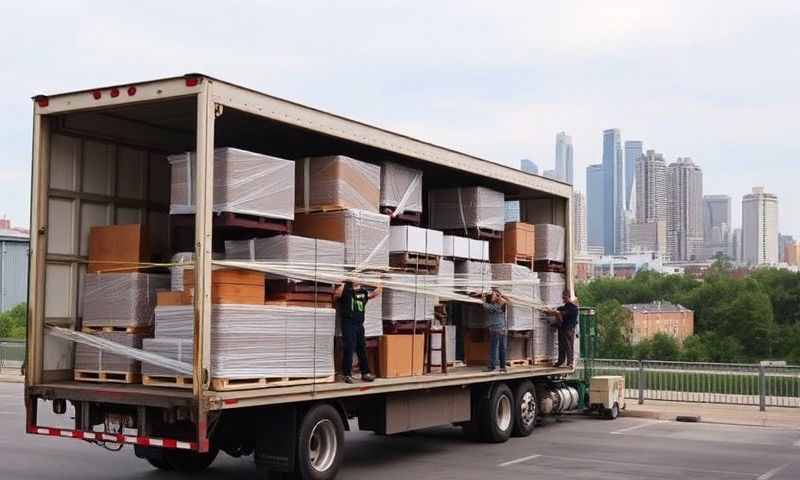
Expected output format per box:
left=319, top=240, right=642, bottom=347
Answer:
left=594, top=300, right=632, bottom=358
left=680, top=335, right=709, bottom=362
left=0, top=303, right=27, bottom=339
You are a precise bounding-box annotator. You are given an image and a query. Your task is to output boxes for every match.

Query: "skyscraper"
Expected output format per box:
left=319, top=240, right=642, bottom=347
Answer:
left=624, top=140, right=643, bottom=212
left=520, top=159, right=538, bottom=175
left=602, top=129, right=623, bottom=254
left=731, top=228, right=743, bottom=262
left=555, top=132, right=574, bottom=184
left=667, top=157, right=703, bottom=261
left=703, top=195, right=732, bottom=260
left=586, top=164, right=605, bottom=249
left=742, top=187, right=779, bottom=265
left=778, top=234, right=795, bottom=263
left=631, top=150, right=667, bottom=254
left=573, top=190, right=587, bottom=254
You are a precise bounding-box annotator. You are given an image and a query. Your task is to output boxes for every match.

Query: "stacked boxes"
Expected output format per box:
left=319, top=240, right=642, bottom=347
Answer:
left=490, top=222, right=535, bottom=263
left=442, top=235, right=469, bottom=259
left=389, top=226, right=443, bottom=256
left=168, top=147, right=295, bottom=219
left=82, top=273, right=168, bottom=328
left=538, top=272, right=566, bottom=307
left=490, top=264, right=538, bottom=331
left=87, top=224, right=149, bottom=273
left=428, top=186, right=505, bottom=232
left=380, top=161, right=423, bottom=214
left=225, top=235, right=344, bottom=267
left=294, top=209, right=390, bottom=268
left=533, top=224, right=566, bottom=262
left=183, top=268, right=265, bottom=305
left=295, top=155, right=381, bottom=213
left=382, top=274, right=436, bottom=322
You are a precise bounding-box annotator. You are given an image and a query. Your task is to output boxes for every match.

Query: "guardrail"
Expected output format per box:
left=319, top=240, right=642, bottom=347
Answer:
left=575, top=359, right=800, bottom=411
left=0, top=339, right=25, bottom=373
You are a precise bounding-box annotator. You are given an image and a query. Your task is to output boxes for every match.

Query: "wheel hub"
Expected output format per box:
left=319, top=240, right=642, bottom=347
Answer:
left=519, top=391, right=536, bottom=426
left=308, top=419, right=337, bottom=472
left=497, top=395, right=512, bottom=432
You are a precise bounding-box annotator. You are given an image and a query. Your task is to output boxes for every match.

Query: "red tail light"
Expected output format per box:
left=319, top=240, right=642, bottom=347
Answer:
left=92, top=90, right=102, bottom=100
left=185, top=77, right=200, bottom=87
left=35, top=96, right=49, bottom=107
left=127, top=86, right=137, bottom=96
left=110, top=88, right=120, bottom=98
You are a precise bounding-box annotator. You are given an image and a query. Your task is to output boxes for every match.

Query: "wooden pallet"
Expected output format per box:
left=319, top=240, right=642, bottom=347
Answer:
left=506, top=358, right=533, bottom=367
left=295, top=204, right=349, bottom=214
left=143, top=374, right=193, bottom=389
left=81, top=325, right=151, bottom=334
left=264, top=300, right=334, bottom=308
left=533, top=356, right=556, bottom=366
left=211, top=375, right=335, bottom=392
left=511, top=255, right=533, bottom=268
left=533, top=260, right=566, bottom=273
left=382, top=320, right=432, bottom=334
left=380, top=207, right=422, bottom=226
left=442, top=227, right=502, bottom=240
left=389, top=252, right=439, bottom=273
left=171, top=212, right=292, bottom=233
left=75, top=370, right=141, bottom=384
left=268, top=280, right=336, bottom=295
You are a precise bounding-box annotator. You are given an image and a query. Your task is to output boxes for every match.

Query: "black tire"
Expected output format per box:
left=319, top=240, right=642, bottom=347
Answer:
left=478, top=383, right=514, bottom=443
left=296, top=404, right=345, bottom=480
left=134, top=445, right=173, bottom=471
left=461, top=420, right=481, bottom=441
left=605, top=402, right=619, bottom=420
left=512, top=381, right=537, bottom=437
left=164, top=447, right=219, bottom=473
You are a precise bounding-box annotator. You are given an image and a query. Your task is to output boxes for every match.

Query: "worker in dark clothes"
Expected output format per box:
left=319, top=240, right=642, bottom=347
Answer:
left=481, top=288, right=509, bottom=373
left=334, top=281, right=382, bottom=384
left=545, top=290, right=579, bottom=368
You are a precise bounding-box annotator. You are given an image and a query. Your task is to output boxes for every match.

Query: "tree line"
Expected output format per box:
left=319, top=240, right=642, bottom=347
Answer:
left=575, top=260, right=800, bottom=364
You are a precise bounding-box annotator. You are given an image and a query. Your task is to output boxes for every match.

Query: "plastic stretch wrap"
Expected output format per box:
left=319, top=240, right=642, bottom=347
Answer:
left=389, top=225, right=443, bottom=256
left=170, top=252, right=194, bottom=291
left=155, top=306, right=193, bottom=339
left=455, top=260, right=492, bottom=291
left=75, top=332, right=142, bottom=372
left=335, top=298, right=383, bottom=338
left=296, top=155, right=381, bottom=212
left=142, top=338, right=193, bottom=376
left=168, top=147, right=295, bottom=219
left=534, top=224, right=566, bottom=262
left=382, top=274, right=436, bottom=322
left=491, top=264, right=538, bottom=331
left=225, top=235, right=345, bottom=268
left=534, top=311, right=558, bottom=360
left=83, top=273, right=168, bottom=327
left=428, top=186, right=505, bottom=232
left=380, top=161, right=423, bottom=213
left=342, top=210, right=390, bottom=267
left=538, top=272, right=566, bottom=307
left=438, top=259, right=455, bottom=290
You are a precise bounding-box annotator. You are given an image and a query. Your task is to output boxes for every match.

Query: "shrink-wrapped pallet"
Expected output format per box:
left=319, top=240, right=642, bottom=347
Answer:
left=428, top=186, right=505, bottom=232
left=168, top=148, right=295, bottom=220
left=490, top=264, right=538, bottom=331
left=381, top=275, right=436, bottom=322
left=295, top=155, right=381, bottom=212
left=380, top=161, right=423, bottom=214
left=534, top=224, right=566, bottom=262
left=454, top=260, right=491, bottom=291
left=538, top=272, right=566, bottom=307
left=389, top=226, right=443, bottom=256
left=142, top=338, right=193, bottom=376
left=82, top=273, right=168, bottom=327
left=225, top=235, right=344, bottom=267
left=534, top=311, right=558, bottom=361
left=75, top=332, right=142, bottom=372
left=293, top=209, right=390, bottom=268
left=154, top=306, right=194, bottom=339
left=170, top=252, right=194, bottom=291
left=442, top=235, right=469, bottom=259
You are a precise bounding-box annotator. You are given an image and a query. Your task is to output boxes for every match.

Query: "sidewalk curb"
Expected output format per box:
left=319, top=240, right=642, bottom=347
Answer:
left=622, top=409, right=800, bottom=429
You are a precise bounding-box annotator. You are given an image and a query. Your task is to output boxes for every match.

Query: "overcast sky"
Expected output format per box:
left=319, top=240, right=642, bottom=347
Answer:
left=1, top=1, right=798, bottom=236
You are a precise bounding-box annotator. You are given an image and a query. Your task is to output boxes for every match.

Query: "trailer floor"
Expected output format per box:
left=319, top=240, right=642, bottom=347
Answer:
left=29, top=365, right=572, bottom=410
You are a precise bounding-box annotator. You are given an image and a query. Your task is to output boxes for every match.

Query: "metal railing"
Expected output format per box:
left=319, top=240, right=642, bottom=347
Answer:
left=575, top=358, right=800, bottom=410
left=0, top=339, right=25, bottom=373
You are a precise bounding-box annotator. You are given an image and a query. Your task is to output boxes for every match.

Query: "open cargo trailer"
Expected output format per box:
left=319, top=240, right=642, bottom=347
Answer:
left=25, top=74, right=577, bottom=479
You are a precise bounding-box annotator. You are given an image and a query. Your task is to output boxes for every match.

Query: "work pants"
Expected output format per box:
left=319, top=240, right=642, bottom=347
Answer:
left=488, top=330, right=507, bottom=370
left=341, top=319, right=370, bottom=376
left=557, top=326, right=575, bottom=367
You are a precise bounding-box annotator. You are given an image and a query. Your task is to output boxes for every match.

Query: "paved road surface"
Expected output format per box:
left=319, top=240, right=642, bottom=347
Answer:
left=2, top=383, right=799, bottom=479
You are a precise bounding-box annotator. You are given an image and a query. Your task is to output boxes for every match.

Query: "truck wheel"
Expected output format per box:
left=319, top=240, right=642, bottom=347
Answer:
left=512, top=381, right=536, bottom=437
left=479, top=383, right=514, bottom=443
left=134, top=445, right=173, bottom=471
left=164, top=447, right=219, bottom=473
left=297, top=404, right=344, bottom=480
left=605, top=402, right=619, bottom=420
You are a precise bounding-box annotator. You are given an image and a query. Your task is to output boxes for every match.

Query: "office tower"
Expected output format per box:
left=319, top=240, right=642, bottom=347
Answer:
left=778, top=234, right=795, bottom=263
left=555, top=132, right=574, bottom=184
left=667, top=158, right=703, bottom=261
left=742, top=187, right=779, bottom=265
left=543, top=169, right=558, bottom=180
left=602, top=129, right=624, bottom=254
left=703, top=195, right=732, bottom=260
left=786, top=241, right=800, bottom=266
left=731, top=228, right=743, bottom=262
left=624, top=140, right=643, bottom=212
left=573, top=191, right=587, bottom=254
left=635, top=150, right=667, bottom=224
left=629, top=222, right=667, bottom=255
left=520, top=159, right=538, bottom=175
left=586, top=164, right=605, bottom=249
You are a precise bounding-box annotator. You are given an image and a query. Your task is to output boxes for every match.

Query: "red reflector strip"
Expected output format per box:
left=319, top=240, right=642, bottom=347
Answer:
left=223, top=399, right=238, bottom=405
left=92, top=90, right=102, bottom=99
left=185, top=77, right=199, bottom=87
left=35, top=96, right=49, bottom=107
left=110, top=88, right=120, bottom=98
left=127, top=86, right=137, bottom=96
left=27, top=426, right=197, bottom=450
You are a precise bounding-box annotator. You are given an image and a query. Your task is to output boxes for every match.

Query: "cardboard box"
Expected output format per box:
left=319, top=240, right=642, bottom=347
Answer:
left=490, top=222, right=535, bottom=263
left=389, top=226, right=443, bottom=256
left=442, top=235, right=469, bottom=259
left=295, top=155, right=381, bottom=212
left=379, top=334, right=425, bottom=378
left=293, top=209, right=390, bottom=267
left=157, top=290, right=190, bottom=306
left=468, top=239, right=489, bottom=261
left=380, top=161, right=423, bottom=213
left=428, top=186, right=505, bottom=232
left=183, top=268, right=265, bottom=305
left=88, top=224, right=149, bottom=273
left=463, top=330, right=530, bottom=366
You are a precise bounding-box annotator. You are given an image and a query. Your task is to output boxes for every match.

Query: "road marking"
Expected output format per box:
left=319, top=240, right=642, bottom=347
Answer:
left=498, top=454, right=541, bottom=467
left=530, top=453, right=754, bottom=477
left=610, top=420, right=667, bottom=435
left=757, top=463, right=789, bottom=480
left=0, top=411, right=19, bottom=415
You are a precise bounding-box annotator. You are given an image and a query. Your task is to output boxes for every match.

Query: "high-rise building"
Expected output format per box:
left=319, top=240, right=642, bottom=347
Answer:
left=635, top=150, right=667, bottom=224
left=778, top=234, right=795, bottom=263
left=731, top=228, right=743, bottom=262
left=520, top=159, right=538, bottom=175
left=629, top=221, right=667, bottom=254
left=742, top=187, right=779, bottom=265
left=555, top=132, right=574, bottom=184
left=543, top=169, right=558, bottom=180
left=667, top=157, right=703, bottom=261
left=703, top=195, right=732, bottom=260
left=586, top=164, right=605, bottom=249
left=786, top=241, right=800, bottom=266
left=624, top=140, right=643, bottom=212
left=573, top=191, right=587, bottom=254
left=602, top=129, right=624, bottom=254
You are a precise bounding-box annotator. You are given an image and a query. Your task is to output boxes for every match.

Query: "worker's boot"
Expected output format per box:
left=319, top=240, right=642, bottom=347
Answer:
left=343, top=375, right=354, bottom=384
left=361, top=373, right=375, bottom=382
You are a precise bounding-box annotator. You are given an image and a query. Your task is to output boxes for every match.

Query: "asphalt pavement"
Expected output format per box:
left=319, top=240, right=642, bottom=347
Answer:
left=1, top=382, right=799, bottom=479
